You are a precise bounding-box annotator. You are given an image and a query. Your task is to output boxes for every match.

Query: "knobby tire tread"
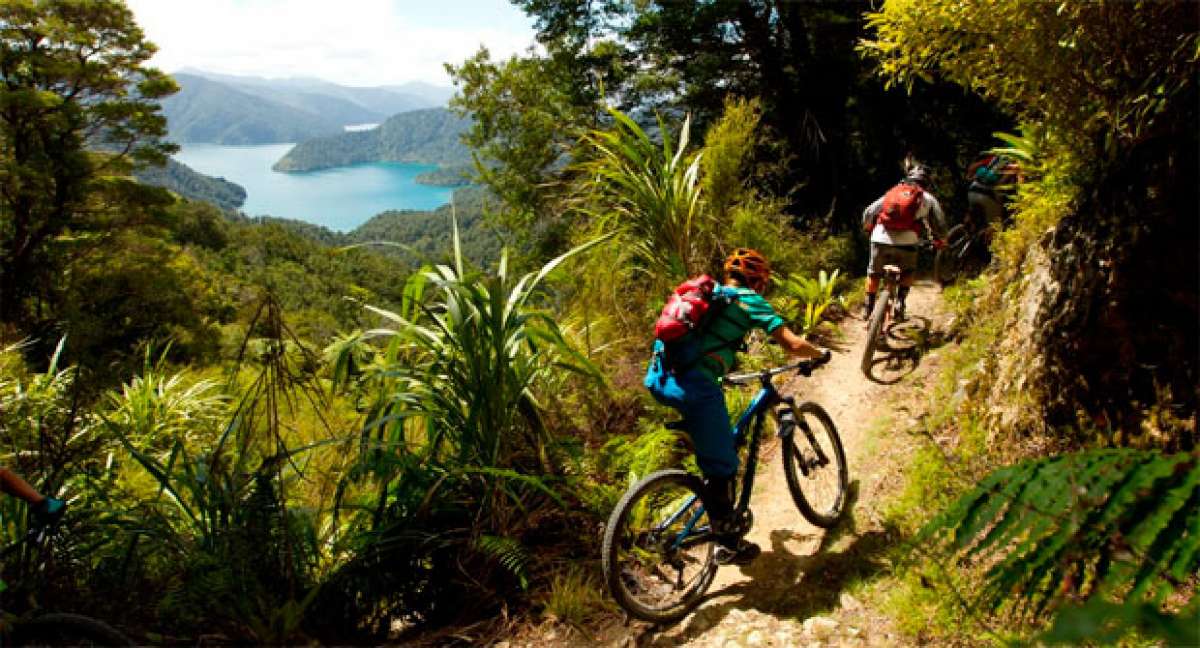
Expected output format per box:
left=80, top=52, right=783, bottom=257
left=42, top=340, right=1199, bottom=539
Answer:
left=602, top=469, right=717, bottom=624
left=861, top=288, right=891, bottom=376
left=781, top=401, right=849, bottom=528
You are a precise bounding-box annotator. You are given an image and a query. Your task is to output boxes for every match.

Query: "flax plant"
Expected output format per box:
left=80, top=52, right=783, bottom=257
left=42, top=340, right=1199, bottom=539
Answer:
left=325, top=222, right=608, bottom=615
left=577, top=108, right=708, bottom=279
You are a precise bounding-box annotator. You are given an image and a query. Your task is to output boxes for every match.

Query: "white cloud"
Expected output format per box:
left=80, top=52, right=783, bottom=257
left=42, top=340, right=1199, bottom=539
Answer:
left=125, top=0, right=537, bottom=86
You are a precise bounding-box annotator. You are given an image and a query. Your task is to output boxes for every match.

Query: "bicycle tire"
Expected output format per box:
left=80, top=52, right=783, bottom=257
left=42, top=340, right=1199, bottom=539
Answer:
left=9, top=612, right=134, bottom=646
left=780, top=402, right=848, bottom=527
left=602, top=469, right=718, bottom=624
left=934, top=224, right=969, bottom=285
left=861, top=287, right=890, bottom=376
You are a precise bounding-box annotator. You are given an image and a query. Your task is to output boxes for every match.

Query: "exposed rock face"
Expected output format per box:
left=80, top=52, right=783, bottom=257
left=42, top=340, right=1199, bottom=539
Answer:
left=978, top=129, right=1198, bottom=448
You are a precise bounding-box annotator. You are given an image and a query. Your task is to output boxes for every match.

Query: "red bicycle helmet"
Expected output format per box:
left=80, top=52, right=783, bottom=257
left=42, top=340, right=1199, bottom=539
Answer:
left=723, top=248, right=771, bottom=292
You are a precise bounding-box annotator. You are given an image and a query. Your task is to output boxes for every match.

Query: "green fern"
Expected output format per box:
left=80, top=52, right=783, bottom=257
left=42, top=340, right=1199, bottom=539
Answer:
left=916, top=449, right=1199, bottom=637
left=474, top=534, right=532, bottom=590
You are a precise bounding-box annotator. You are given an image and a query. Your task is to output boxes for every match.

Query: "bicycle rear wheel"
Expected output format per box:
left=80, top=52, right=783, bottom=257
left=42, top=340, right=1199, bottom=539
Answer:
left=781, top=402, right=848, bottom=528
left=935, top=224, right=969, bottom=285
left=602, top=469, right=718, bottom=623
left=10, top=612, right=134, bottom=646
left=861, top=288, right=891, bottom=376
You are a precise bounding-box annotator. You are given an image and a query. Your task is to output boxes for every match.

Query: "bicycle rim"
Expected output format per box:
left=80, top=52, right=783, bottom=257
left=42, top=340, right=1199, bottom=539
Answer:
left=861, top=288, right=890, bottom=376
left=936, top=225, right=969, bottom=285
left=781, top=402, right=848, bottom=528
left=602, top=470, right=717, bottom=623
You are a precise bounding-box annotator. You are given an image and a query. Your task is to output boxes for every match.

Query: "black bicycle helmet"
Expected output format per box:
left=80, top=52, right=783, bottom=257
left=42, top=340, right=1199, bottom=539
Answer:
left=906, top=165, right=931, bottom=188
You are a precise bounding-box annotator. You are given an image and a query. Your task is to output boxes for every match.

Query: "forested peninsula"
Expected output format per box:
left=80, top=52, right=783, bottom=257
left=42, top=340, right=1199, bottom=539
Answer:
left=272, top=108, right=471, bottom=172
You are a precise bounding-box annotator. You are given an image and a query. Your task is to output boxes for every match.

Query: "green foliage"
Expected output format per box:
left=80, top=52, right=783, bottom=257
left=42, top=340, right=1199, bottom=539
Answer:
left=273, top=108, right=471, bottom=172
left=134, top=158, right=247, bottom=210
left=324, top=229, right=608, bottom=626
left=414, top=164, right=474, bottom=187
left=775, top=269, right=843, bottom=336
left=474, top=534, right=531, bottom=590
left=446, top=46, right=595, bottom=244
left=344, top=187, right=503, bottom=268
left=577, top=108, right=706, bottom=278
left=601, top=422, right=686, bottom=487
left=0, top=0, right=178, bottom=324
left=104, top=295, right=339, bottom=642
left=863, top=1, right=1197, bottom=161
left=539, top=564, right=611, bottom=628
left=1042, top=596, right=1199, bottom=647
left=916, top=449, right=1199, bottom=639
left=700, top=97, right=762, bottom=226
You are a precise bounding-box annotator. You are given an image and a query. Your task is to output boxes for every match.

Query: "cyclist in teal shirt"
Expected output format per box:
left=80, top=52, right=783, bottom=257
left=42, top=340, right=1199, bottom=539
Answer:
left=645, top=248, right=828, bottom=564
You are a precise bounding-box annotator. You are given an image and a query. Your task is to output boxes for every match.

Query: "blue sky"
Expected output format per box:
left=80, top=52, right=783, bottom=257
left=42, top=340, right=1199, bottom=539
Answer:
left=124, top=0, right=539, bottom=87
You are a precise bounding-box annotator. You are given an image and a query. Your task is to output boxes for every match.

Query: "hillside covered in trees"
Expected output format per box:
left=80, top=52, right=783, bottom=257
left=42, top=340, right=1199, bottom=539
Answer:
left=272, top=107, right=472, bottom=172
left=133, top=158, right=247, bottom=210
left=0, top=1, right=1195, bottom=646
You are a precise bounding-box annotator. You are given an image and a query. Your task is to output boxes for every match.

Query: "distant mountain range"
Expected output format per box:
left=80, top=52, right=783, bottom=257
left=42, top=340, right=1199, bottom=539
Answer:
left=272, top=108, right=472, bottom=172
left=160, top=70, right=454, bottom=145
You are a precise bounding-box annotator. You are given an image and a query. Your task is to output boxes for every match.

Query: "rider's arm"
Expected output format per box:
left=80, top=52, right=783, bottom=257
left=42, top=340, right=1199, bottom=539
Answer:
left=770, top=326, right=825, bottom=359
left=922, top=194, right=948, bottom=241
left=862, top=198, right=883, bottom=233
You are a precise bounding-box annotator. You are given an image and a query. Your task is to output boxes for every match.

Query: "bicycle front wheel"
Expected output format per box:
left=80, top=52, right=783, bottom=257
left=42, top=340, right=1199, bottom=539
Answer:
left=10, top=612, right=134, bottom=646
left=602, top=469, right=718, bottom=624
left=781, top=402, right=848, bottom=528
left=934, top=224, right=969, bottom=285
left=861, top=288, right=891, bottom=376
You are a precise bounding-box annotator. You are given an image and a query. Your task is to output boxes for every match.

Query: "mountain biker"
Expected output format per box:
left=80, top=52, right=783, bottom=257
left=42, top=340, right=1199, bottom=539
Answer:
left=861, top=164, right=947, bottom=321
left=0, top=467, right=65, bottom=524
left=965, top=152, right=1020, bottom=229
left=643, top=248, right=829, bottom=565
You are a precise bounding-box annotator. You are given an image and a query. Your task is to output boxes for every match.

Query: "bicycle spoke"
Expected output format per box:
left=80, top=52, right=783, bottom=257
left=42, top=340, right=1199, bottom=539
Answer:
left=604, top=471, right=717, bottom=621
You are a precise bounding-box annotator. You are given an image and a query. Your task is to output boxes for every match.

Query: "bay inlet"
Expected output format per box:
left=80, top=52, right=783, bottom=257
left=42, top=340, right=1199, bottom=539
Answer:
left=173, top=143, right=454, bottom=232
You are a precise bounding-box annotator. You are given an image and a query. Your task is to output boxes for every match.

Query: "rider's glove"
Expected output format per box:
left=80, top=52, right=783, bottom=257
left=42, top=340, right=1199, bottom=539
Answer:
left=933, top=238, right=947, bottom=250
left=32, top=497, right=65, bottom=525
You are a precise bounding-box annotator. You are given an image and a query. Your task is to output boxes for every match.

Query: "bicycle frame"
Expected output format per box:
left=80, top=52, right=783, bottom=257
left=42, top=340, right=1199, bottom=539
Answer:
left=661, top=366, right=811, bottom=551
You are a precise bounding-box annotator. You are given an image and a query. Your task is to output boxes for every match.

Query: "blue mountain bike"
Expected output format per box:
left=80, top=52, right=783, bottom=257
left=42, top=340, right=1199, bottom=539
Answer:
left=602, top=355, right=847, bottom=623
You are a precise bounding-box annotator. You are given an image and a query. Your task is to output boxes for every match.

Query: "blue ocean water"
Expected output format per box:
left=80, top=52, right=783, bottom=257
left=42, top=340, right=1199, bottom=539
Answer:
left=173, top=143, right=453, bottom=232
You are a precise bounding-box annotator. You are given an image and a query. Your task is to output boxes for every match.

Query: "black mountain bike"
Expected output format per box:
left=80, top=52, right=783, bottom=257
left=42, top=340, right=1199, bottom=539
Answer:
left=934, top=214, right=992, bottom=285
left=0, top=521, right=133, bottom=646
left=602, top=355, right=847, bottom=623
left=861, top=263, right=905, bottom=377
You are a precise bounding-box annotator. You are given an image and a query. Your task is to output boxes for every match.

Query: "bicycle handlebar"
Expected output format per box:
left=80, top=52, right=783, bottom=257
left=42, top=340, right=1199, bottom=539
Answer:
left=722, top=352, right=831, bottom=387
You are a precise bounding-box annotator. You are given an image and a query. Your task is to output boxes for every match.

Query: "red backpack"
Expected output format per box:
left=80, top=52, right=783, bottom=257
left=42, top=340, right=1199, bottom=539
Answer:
left=878, top=182, right=924, bottom=233
left=654, top=275, right=718, bottom=342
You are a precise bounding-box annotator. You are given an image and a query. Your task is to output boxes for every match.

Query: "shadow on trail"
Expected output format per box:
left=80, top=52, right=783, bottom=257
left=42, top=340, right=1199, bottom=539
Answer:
left=864, top=315, right=944, bottom=385
left=635, top=482, right=900, bottom=647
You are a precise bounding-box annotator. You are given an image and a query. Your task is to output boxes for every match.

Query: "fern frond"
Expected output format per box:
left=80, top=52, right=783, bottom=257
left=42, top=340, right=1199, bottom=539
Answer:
left=917, top=449, right=1199, bottom=624
left=474, top=534, right=531, bottom=590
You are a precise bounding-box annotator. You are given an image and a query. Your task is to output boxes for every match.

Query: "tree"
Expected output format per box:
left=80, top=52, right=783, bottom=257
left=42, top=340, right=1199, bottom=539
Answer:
left=0, top=0, right=178, bottom=326
left=469, top=0, right=1008, bottom=242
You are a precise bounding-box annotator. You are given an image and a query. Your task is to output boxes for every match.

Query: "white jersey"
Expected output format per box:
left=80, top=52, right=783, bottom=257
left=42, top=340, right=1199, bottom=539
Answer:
left=862, top=190, right=946, bottom=246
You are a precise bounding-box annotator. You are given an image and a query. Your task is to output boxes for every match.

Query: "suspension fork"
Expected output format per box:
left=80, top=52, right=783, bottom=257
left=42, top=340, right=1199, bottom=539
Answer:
left=776, top=396, right=830, bottom=475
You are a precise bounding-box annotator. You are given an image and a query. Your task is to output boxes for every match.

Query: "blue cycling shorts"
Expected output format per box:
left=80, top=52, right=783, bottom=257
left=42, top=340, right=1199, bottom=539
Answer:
left=643, top=342, right=738, bottom=479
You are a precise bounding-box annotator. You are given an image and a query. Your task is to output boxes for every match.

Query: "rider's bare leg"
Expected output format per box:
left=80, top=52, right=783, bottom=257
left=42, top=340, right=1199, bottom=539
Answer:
left=864, top=275, right=880, bottom=318
left=895, top=273, right=915, bottom=319
left=0, top=467, right=46, bottom=505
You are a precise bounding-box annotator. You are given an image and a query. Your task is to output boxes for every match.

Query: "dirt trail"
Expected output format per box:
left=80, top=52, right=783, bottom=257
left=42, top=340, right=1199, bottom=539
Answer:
left=621, top=278, right=952, bottom=648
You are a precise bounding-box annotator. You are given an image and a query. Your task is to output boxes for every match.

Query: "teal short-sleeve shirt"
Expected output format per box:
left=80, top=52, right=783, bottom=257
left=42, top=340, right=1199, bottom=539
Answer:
left=693, top=285, right=785, bottom=380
